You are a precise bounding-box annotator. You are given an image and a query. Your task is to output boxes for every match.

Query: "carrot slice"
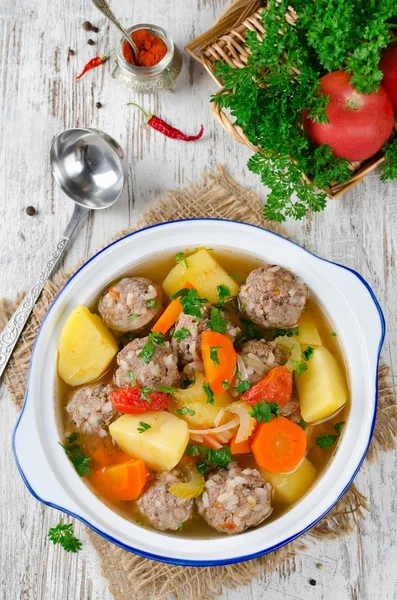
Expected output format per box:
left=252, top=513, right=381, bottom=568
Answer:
left=152, top=282, right=194, bottom=334
left=201, top=331, right=237, bottom=396
left=241, top=366, right=293, bottom=408
left=251, top=416, right=307, bottom=473
left=91, top=447, right=131, bottom=468
left=229, top=432, right=252, bottom=455
left=89, top=458, right=148, bottom=501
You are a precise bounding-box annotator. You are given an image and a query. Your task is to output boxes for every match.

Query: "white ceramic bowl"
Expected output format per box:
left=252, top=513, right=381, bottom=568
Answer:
left=13, top=219, right=385, bottom=566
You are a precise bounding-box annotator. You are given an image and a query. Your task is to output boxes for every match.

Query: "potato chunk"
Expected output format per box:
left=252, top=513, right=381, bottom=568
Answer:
left=170, top=372, right=232, bottom=428
left=162, top=249, right=239, bottom=304
left=297, top=312, right=322, bottom=346
left=109, top=411, right=189, bottom=472
left=295, top=345, right=348, bottom=423
left=58, top=306, right=118, bottom=386
left=260, top=458, right=316, bottom=504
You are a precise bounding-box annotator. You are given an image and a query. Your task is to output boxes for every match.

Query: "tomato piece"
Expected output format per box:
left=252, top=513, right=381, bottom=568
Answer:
left=379, top=44, right=397, bottom=113
left=241, top=366, right=292, bottom=408
left=110, top=386, right=169, bottom=414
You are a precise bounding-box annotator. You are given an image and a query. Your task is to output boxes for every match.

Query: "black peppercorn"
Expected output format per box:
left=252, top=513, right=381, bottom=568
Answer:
left=82, top=21, right=92, bottom=31
left=25, top=206, right=36, bottom=216
left=309, top=579, right=317, bottom=586
left=92, top=26, right=99, bottom=33
left=87, top=39, right=95, bottom=46
left=68, top=48, right=75, bottom=56
left=96, top=102, right=102, bottom=108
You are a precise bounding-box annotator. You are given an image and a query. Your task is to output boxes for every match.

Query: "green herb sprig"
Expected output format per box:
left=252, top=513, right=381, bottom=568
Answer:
left=316, top=421, right=345, bottom=449
left=60, top=433, right=91, bottom=477
left=48, top=520, right=82, bottom=553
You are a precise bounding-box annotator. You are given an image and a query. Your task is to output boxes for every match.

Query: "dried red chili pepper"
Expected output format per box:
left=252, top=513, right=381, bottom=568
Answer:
left=127, top=102, right=204, bottom=141
left=76, top=52, right=110, bottom=80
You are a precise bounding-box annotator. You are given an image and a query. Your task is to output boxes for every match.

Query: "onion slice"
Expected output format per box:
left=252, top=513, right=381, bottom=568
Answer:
left=188, top=416, right=240, bottom=436
left=215, top=401, right=256, bottom=443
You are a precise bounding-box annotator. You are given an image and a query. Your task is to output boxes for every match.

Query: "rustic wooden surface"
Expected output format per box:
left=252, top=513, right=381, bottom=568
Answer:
left=0, top=0, right=396, bottom=599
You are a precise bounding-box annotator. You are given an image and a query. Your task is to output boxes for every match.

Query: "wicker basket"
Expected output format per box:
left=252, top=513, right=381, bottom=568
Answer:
left=186, top=0, right=390, bottom=199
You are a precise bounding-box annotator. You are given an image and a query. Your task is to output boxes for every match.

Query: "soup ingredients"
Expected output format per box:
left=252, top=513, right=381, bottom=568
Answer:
left=127, top=102, right=204, bottom=142
left=297, top=313, right=322, bottom=346
left=58, top=306, right=118, bottom=386
left=196, top=462, right=273, bottom=534
left=172, top=303, right=239, bottom=364
left=242, top=366, right=293, bottom=408
left=169, top=463, right=205, bottom=500
left=98, top=277, right=163, bottom=333
left=251, top=416, right=307, bottom=473
left=237, top=340, right=288, bottom=385
left=273, top=335, right=302, bottom=373
left=163, top=249, right=239, bottom=304
left=137, top=471, right=194, bottom=531
left=76, top=53, right=110, bottom=80
left=215, top=401, right=256, bottom=444
left=295, top=345, right=348, bottom=423
left=171, top=372, right=232, bottom=428
left=316, top=421, right=345, bottom=449
left=89, top=458, right=147, bottom=501
left=60, top=433, right=91, bottom=476
left=109, top=411, right=189, bottom=472
left=238, top=265, right=308, bottom=329
left=379, top=44, right=397, bottom=112
left=110, top=386, right=169, bottom=414
left=114, top=337, right=179, bottom=389
left=152, top=282, right=194, bottom=334
left=260, top=457, right=316, bottom=504
left=202, top=331, right=237, bottom=396
left=91, top=446, right=131, bottom=468
left=48, top=519, right=82, bottom=553
left=303, top=71, right=394, bottom=162
left=250, top=402, right=280, bottom=423
left=229, top=432, right=253, bottom=455
left=66, top=384, right=119, bottom=437
left=122, top=29, right=167, bottom=67
left=280, top=397, right=302, bottom=424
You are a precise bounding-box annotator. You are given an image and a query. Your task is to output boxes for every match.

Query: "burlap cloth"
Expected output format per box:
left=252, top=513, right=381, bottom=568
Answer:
left=1, top=167, right=396, bottom=600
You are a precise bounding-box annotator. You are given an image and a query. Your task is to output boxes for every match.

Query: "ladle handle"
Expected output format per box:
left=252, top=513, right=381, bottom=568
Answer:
left=0, top=204, right=89, bottom=379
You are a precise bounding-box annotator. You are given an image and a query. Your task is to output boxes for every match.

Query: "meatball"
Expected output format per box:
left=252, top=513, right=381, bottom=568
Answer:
left=172, top=304, right=241, bottom=364
left=137, top=471, right=194, bottom=531
left=196, top=462, right=273, bottom=534
left=280, top=396, right=302, bottom=423
left=66, top=384, right=119, bottom=437
left=238, top=339, right=289, bottom=385
left=114, top=337, right=180, bottom=389
left=238, top=265, right=308, bottom=329
left=98, top=277, right=163, bottom=333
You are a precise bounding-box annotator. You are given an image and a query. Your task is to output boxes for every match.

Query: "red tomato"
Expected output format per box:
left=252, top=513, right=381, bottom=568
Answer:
left=110, top=386, right=169, bottom=414
left=241, top=366, right=293, bottom=408
left=303, top=70, right=394, bottom=162
left=379, top=44, right=397, bottom=113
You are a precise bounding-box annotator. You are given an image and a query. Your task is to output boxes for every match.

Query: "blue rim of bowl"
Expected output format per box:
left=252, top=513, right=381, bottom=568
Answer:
left=12, top=218, right=386, bottom=566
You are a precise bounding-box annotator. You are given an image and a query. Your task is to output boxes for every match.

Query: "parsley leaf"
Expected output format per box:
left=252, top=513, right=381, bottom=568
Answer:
left=196, top=445, right=232, bottom=473
left=207, top=308, right=227, bottom=333
left=180, top=372, right=195, bottom=389
left=329, top=332, right=337, bottom=337
left=316, top=421, right=345, bottom=449
left=171, top=288, right=208, bottom=319
left=156, top=385, right=177, bottom=394
left=380, top=138, right=397, bottom=182
left=302, top=346, right=315, bottom=361
left=233, top=380, right=251, bottom=393
left=185, top=443, right=200, bottom=457
left=217, top=284, right=231, bottom=307
left=176, top=407, right=196, bottom=416
left=48, top=519, right=82, bottom=553
left=140, top=387, right=153, bottom=402
left=59, top=433, right=91, bottom=477
left=172, top=327, right=191, bottom=342
left=274, top=327, right=299, bottom=338
left=203, top=382, right=214, bottom=404
left=177, top=522, right=184, bottom=532
left=137, top=421, right=151, bottom=433
left=291, top=360, right=308, bottom=376
left=138, top=332, right=164, bottom=364
left=228, top=273, right=246, bottom=283
left=297, top=420, right=307, bottom=430
left=249, top=402, right=280, bottom=423
left=129, top=313, right=139, bottom=320
left=145, top=298, right=161, bottom=309
left=222, top=380, right=230, bottom=390
left=240, top=317, right=263, bottom=341
left=209, top=346, right=222, bottom=365
left=175, top=251, right=188, bottom=268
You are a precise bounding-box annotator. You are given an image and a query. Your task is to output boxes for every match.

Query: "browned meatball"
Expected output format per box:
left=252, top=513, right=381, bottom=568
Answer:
left=137, top=471, right=194, bottom=531
left=280, top=396, right=302, bottom=423
left=196, top=463, right=273, bottom=534
left=238, top=339, right=289, bottom=385
left=172, top=304, right=241, bottom=364
left=66, top=384, right=119, bottom=437
left=114, top=337, right=180, bottom=389
left=238, top=265, right=308, bottom=329
left=98, top=277, right=163, bottom=333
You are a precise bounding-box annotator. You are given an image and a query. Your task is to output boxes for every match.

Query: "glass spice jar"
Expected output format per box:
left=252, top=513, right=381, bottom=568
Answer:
left=111, top=24, right=182, bottom=93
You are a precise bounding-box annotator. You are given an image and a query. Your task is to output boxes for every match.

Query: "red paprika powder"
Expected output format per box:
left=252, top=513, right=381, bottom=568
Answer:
left=122, top=29, right=167, bottom=67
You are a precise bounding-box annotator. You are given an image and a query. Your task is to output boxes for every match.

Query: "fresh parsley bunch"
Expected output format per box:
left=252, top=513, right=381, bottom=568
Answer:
left=213, top=0, right=397, bottom=222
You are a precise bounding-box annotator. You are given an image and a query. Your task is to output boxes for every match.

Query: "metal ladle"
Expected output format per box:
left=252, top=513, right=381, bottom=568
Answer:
left=0, top=128, right=126, bottom=378
left=91, top=0, right=139, bottom=61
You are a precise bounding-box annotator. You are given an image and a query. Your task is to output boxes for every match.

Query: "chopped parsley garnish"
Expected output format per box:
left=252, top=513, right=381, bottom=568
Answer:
left=177, top=522, right=184, bottom=532
left=273, top=327, right=299, bottom=338
left=127, top=370, right=135, bottom=380
left=156, top=385, right=177, bottom=394
left=297, top=420, right=307, bottom=430
left=140, top=387, right=153, bottom=402
left=216, top=284, right=231, bottom=307
left=196, top=445, right=232, bottom=474
left=129, top=313, right=139, bottom=320
left=316, top=422, right=345, bottom=449
left=137, top=421, right=151, bottom=433
left=203, top=382, right=214, bottom=404
left=180, top=373, right=195, bottom=389
left=172, top=327, right=191, bottom=342
left=291, top=359, right=308, bottom=376
left=249, top=402, right=280, bottom=423
left=228, top=273, right=245, bottom=283
left=145, top=298, right=161, bottom=309
left=48, top=519, right=82, bottom=553
left=240, top=317, right=263, bottom=341
left=185, top=443, right=200, bottom=457
left=171, top=288, right=208, bottom=318
left=222, top=380, right=230, bottom=390
left=329, top=332, right=337, bottom=337
left=302, top=346, right=315, bottom=361
left=138, top=332, right=164, bottom=364
left=209, top=345, right=222, bottom=365
left=135, top=519, right=144, bottom=527
left=59, top=433, right=91, bottom=477
left=175, top=407, right=196, bottom=416
left=207, top=307, right=227, bottom=333
left=233, top=380, right=251, bottom=394
left=175, top=251, right=188, bottom=268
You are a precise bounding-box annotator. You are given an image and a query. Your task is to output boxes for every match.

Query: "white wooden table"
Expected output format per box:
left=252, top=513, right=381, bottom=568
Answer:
left=1, top=1, right=396, bottom=599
